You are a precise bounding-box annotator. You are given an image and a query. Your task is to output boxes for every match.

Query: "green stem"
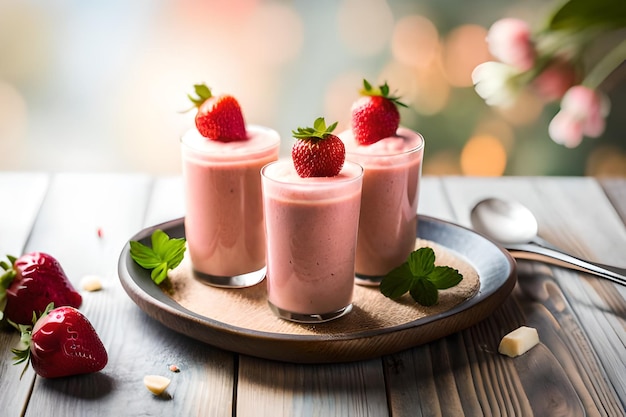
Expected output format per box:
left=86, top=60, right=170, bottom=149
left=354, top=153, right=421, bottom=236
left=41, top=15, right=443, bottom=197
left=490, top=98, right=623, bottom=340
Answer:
left=583, top=38, right=626, bottom=90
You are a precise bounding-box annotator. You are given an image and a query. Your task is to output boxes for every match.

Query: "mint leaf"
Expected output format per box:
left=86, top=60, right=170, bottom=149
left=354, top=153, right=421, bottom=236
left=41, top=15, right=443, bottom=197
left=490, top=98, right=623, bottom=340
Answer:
left=407, top=247, right=436, bottom=276
left=429, top=266, right=463, bottom=289
left=151, top=262, right=169, bottom=285
left=129, top=241, right=162, bottom=269
left=380, top=263, right=414, bottom=299
left=409, top=278, right=438, bottom=306
left=380, top=246, right=464, bottom=307
left=130, top=229, right=186, bottom=285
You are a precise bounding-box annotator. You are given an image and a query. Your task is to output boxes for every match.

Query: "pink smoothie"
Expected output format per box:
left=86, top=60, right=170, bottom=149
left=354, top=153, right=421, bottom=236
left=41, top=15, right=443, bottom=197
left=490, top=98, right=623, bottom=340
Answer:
left=181, top=125, right=280, bottom=279
left=261, top=160, right=363, bottom=318
left=341, top=127, right=424, bottom=280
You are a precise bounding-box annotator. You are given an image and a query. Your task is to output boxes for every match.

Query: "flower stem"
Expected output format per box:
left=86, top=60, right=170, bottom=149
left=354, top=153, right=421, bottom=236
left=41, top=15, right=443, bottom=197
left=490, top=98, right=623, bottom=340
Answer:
left=583, top=38, right=626, bottom=90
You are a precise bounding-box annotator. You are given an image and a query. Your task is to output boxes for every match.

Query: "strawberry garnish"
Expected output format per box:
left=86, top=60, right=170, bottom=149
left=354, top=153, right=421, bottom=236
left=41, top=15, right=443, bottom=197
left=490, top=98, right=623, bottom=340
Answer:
left=0, top=252, right=82, bottom=325
left=188, top=83, right=247, bottom=142
left=291, top=117, right=346, bottom=178
left=12, top=304, right=108, bottom=379
left=350, top=79, right=408, bottom=145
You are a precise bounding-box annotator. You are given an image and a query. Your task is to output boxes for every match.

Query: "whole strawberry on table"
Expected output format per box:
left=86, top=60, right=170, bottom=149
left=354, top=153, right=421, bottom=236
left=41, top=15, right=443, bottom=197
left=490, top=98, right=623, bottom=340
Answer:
left=0, top=252, right=82, bottom=325
left=350, top=79, right=407, bottom=145
left=12, top=303, right=108, bottom=378
left=1, top=252, right=108, bottom=378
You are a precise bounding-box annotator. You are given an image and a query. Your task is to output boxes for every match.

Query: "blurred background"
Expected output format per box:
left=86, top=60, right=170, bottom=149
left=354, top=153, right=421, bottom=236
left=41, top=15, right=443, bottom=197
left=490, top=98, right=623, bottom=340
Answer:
left=1, top=0, right=625, bottom=176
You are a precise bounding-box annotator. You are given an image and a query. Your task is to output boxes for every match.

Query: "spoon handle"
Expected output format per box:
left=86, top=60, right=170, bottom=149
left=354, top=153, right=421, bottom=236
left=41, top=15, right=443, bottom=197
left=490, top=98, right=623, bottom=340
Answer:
left=505, top=243, right=626, bottom=286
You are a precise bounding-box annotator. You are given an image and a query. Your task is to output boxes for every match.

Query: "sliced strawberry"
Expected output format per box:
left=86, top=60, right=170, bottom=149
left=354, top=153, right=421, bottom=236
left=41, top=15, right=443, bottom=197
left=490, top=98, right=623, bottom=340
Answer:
left=350, top=79, right=407, bottom=145
left=0, top=252, right=82, bottom=325
left=291, top=117, right=345, bottom=178
left=187, top=83, right=247, bottom=142
left=12, top=304, right=108, bottom=379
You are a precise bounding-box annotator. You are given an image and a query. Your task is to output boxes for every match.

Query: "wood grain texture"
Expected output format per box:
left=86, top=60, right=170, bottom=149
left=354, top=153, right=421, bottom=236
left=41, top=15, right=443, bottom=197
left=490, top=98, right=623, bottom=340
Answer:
left=233, top=176, right=450, bottom=417
left=5, top=174, right=235, bottom=417
left=0, top=173, right=49, bottom=417
left=1, top=174, right=625, bottom=417
left=435, top=177, right=626, bottom=416
left=237, top=356, right=389, bottom=417
left=600, top=178, right=626, bottom=223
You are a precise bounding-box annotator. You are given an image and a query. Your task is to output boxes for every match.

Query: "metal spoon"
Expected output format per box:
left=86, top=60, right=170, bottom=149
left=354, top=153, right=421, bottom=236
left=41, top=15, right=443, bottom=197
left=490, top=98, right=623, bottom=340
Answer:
left=470, top=197, right=626, bottom=286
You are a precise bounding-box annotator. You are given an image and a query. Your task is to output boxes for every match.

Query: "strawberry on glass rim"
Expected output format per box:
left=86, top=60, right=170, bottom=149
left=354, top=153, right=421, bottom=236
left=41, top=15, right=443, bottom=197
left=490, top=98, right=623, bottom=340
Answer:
left=12, top=303, right=108, bottom=379
left=351, top=79, right=408, bottom=145
left=0, top=252, right=82, bottom=325
left=187, top=83, right=247, bottom=142
left=291, top=117, right=346, bottom=178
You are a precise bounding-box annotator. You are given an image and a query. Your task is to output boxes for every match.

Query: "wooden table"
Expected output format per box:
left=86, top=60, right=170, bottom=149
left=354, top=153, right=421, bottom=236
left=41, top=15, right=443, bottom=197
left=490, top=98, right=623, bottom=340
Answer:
left=1, top=173, right=625, bottom=417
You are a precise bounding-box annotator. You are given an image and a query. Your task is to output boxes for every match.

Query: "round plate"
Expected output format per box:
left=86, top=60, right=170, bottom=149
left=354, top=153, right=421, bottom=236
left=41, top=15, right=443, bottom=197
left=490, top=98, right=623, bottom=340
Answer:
left=118, top=215, right=516, bottom=363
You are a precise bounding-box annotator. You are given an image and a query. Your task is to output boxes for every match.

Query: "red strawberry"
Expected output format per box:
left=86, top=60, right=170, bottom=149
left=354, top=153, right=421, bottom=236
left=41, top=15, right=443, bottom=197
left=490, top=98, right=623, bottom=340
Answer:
left=0, top=252, right=82, bottom=325
left=291, top=117, right=346, bottom=178
left=12, top=304, right=108, bottom=378
left=350, top=79, right=407, bottom=145
left=187, top=83, right=247, bottom=142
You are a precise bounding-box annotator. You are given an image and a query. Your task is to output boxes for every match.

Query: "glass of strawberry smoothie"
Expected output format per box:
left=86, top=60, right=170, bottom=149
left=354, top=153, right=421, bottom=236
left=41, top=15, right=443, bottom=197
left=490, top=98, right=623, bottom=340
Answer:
left=181, top=125, right=280, bottom=287
left=261, top=159, right=363, bottom=323
left=340, top=127, right=425, bottom=286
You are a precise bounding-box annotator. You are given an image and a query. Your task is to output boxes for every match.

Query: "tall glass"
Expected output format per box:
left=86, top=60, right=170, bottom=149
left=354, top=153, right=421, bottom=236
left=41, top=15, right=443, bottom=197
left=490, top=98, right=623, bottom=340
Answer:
left=341, top=127, right=425, bottom=286
left=181, top=125, right=280, bottom=287
left=261, top=160, right=363, bottom=323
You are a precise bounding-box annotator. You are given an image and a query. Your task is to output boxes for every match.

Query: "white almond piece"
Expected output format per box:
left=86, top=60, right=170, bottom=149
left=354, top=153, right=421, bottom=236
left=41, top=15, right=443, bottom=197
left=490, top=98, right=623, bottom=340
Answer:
left=81, top=275, right=103, bottom=292
left=144, top=375, right=171, bottom=395
left=498, top=326, right=539, bottom=357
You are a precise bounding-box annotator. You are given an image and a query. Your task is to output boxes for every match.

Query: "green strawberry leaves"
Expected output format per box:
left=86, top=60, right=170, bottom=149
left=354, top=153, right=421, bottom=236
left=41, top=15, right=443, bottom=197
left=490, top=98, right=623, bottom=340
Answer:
left=187, top=83, right=213, bottom=108
left=10, top=302, right=52, bottom=379
left=380, top=247, right=463, bottom=306
left=130, top=229, right=186, bottom=285
left=360, top=79, right=408, bottom=108
left=0, top=255, right=17, bottom=321
left=292, top=117, right=338, bottom=141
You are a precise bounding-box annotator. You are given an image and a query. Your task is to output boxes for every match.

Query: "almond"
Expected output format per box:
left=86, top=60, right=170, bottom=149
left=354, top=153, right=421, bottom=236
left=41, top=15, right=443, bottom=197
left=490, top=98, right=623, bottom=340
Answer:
left=143, top=375, right=171, bottom=395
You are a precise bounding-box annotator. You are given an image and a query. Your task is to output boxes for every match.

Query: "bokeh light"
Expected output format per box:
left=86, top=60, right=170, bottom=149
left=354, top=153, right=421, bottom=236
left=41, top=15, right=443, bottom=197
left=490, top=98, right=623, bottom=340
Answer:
left=323, top=71, right=364, bottom=133
left=423, top=150, right=462, bottom=175
left=0, top=81, right=28, bottom=169
left=337, top=0, right=394, bottom=56
left=495, top=90, right=544, bottom=127
left=586, top=145, right=626, bottom=177
left=443, top=25, right=491, bottom=88
left=391, top=15, right=440, bottom=69
left=0, top=1, right=623, bottom=176
left=460, top=135, right=507, bottom=176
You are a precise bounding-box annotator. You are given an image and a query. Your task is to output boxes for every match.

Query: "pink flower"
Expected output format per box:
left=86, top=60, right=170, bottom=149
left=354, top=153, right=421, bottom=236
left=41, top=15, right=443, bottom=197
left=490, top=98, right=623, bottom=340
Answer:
left=548, top=86, right=610, bottom=148
left=532, top=59, right=579, bottom=102
left=486, top=18, right=535, bottom=71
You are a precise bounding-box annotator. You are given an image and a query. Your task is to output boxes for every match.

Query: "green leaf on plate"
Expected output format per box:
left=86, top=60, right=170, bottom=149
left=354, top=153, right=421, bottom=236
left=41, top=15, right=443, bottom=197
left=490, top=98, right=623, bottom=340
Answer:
left=130, top=229, right=186, bottom=285
left=380, top=246, right=464, bottom=307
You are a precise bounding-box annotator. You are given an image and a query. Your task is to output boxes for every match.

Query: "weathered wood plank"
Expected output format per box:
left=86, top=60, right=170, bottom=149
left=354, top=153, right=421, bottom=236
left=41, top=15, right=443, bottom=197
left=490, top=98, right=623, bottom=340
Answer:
left=444, top=177, right=626, bottom=414
left=383, top=177, right=626, bottom=416
left=2, top=174, right=625, bottom=417
left=418, top=176, right=455, bottom=221
left=237, top=356, right=388, bottom=417
left=233, top=176, right=450, bottom=417
left=0, top=172, right=50, bottom=417
left=145, top=176, right=235, bottom=417
left=0, top=172, right=50, bottom=256
left=13, top=174, right=233, bottom=417
left=441, top=177, right=626, bottom=407
left=600, top=178, right=626, bottom=224
left=143, top=175, right=185, bottom=227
